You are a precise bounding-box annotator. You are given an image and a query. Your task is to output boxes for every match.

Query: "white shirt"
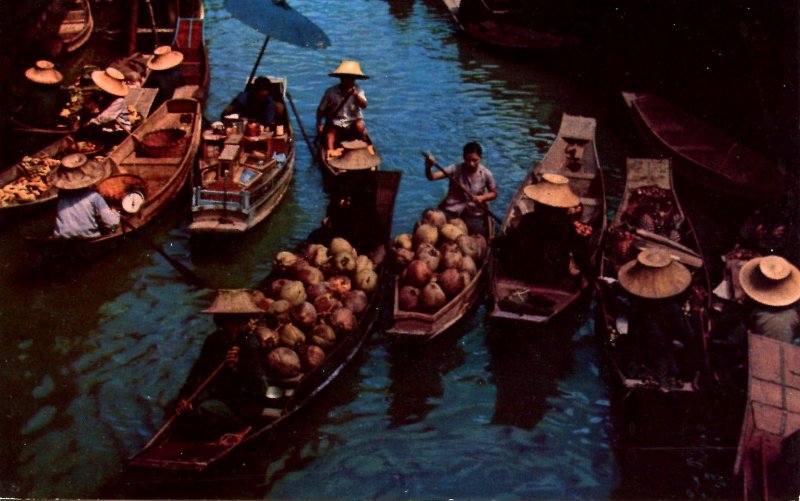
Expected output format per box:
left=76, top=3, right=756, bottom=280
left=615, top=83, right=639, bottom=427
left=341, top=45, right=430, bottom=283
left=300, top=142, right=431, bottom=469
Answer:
left=54, top=190, right=120, bottom=238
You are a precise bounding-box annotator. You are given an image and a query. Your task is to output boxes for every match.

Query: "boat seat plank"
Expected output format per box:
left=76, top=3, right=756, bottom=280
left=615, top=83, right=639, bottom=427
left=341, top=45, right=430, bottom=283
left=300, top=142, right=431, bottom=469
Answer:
left=120, top=153, right=183, bottom=166
left=172, top=85, right=199, bottom=100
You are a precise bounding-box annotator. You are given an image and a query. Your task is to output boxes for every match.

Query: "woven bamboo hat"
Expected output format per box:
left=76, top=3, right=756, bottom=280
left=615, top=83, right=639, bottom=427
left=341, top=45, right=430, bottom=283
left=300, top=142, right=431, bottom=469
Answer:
left=523, top=173, right=580, bottom=208
left=51, top=158, right=110, bottom=190
left=201, top=289, right=268, bottom=315
left=91, top=67, right=129, bottom=97
left=618, top=248, right=692, bottom=299
left=25, top=60, right=63, bottom=85
left=329, top=60, right=369, bottom=79
left=328, top=140, right=381, bottom=171
left=739, top=255, right=800, bottom=307
left=147, top=45, right=184, bottom=71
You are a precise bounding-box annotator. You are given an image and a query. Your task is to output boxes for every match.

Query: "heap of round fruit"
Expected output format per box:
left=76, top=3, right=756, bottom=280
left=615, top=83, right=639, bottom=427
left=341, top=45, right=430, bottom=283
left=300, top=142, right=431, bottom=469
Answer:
left=391, top=208, right=488, bottom=313
left=254, top=237, right=379, bottom=381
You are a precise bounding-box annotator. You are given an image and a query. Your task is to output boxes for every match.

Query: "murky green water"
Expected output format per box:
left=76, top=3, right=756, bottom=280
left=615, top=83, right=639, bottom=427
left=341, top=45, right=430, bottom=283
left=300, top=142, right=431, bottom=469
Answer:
left=1, top=0, right=746, bottom=499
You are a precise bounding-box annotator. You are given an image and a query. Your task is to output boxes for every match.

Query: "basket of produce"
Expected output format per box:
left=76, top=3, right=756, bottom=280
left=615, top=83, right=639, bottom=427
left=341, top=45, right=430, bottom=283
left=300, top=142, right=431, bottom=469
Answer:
left=96, top=173, right=147, bottom=203
left=138, top=127, right=187, bottom=157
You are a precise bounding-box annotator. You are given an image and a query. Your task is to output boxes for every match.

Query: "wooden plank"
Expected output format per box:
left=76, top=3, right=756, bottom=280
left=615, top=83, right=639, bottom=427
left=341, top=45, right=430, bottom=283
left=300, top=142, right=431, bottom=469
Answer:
left=125, top=87, right=158, bottom=119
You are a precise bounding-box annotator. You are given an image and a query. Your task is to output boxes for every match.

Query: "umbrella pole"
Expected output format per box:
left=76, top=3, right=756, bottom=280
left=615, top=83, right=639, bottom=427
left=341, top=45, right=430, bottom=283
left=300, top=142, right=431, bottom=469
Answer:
left=247, top=35, right=271, bottom=90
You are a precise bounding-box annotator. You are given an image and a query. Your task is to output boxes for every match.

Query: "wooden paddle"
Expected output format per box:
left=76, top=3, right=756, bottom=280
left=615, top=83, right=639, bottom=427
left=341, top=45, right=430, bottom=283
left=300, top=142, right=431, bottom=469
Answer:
left=286, top=91, right=315, bottom=158
left=421, top=151, right=503, bottom=224
left=142, top=360, right=227, bottom=450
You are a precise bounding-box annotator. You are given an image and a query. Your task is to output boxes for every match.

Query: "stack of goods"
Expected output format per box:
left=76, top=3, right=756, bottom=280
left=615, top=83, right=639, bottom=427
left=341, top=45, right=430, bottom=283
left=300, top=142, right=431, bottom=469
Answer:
left=390, top=209, right=487, bottom=313
left=253, top=237, right=379, bottom=380
left=0, top=156, right=60, bottom=206
left=622, top=185, right=682, bottom=241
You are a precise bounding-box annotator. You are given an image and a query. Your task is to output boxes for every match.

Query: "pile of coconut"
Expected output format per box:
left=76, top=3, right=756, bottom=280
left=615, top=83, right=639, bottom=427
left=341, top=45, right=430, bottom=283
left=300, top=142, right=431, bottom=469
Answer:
left=390, top=209, right=488, bottom=314
left=253, top=237, right=378, bottom=381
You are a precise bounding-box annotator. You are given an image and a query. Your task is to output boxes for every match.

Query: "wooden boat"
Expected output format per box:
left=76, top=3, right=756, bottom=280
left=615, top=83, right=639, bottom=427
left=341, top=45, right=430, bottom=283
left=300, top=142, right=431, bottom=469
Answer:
left=734, top=332, right=800, bottom=501
left=57, top=0, right=94, bottom=54
left=187, top=77, right=295, bottom=235
left=622, top=92, right=786, bottom=201
left=490, top=113, right=606, bottom=324
left=126, top=170, right=402, bottom=472
left=318, top=136, right=381, bottom=186
left=441, top=0, right=578, bottom=51
left=595, top=158, right=712, bottom=393
left=26, top=97, right=202, bottom=258
left=386, top=215, right=494, bottom=341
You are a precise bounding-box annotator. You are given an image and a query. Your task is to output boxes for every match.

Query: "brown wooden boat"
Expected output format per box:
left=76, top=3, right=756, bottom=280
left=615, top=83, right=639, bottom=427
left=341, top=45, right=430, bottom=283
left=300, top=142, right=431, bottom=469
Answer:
left=622, top=92, right=786, bottom=201
left=26, top=97, right=202, bottom=258
left=187, top=77, right=295, bottom=235
left=490, top=113, right=606, bottom=325
left=441, top=0, right=578, bottom=51
left=734, top=332, right=800, bottom=501
left=595, top=158, right=712, bottom=393
left=58, top=0, right=94, bottom=54
left=126, top=170, right=402, bottom=472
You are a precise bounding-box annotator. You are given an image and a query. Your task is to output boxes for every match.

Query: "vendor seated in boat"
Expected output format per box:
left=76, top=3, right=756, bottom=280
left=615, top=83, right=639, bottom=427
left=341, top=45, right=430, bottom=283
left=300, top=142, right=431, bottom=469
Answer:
left=617, top=248, right=700, bottom=385
left=424, top=141, right=497, bottom=236
left=14, top=60, right=70, bottom=129
left=76, top=67, right=131, bottom=144
left=316, top=60, right=371, bottom=159
left=739, top=200, right=795, bottom=258
left=51, top=156, right=119, bottom=238
left=496, top=173, right=587, bottom=285
left=174, top=289, right=268, bottom=440
left=143, top=46, right=185, bottom=109
left=739, top=255, right=800, bottom=344
left=221, top=76, right=276, bottom=129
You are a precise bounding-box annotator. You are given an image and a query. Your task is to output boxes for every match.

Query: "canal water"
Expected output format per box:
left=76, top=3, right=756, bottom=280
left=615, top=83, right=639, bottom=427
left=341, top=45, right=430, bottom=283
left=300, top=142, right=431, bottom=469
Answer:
left=1, top=0, right=750, bottom=498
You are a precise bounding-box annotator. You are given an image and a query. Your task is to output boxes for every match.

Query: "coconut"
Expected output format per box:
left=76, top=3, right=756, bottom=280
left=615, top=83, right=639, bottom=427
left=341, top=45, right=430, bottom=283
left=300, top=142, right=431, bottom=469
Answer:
left=291, top=301, right=318, bottom=330
left=413, top=223, right=439, bottom=248
left=332, top=251, right=357, bottom=274
left=310, top=323, right=337, bottom=349
left=255, top=325, right=279, bottom=350
left=306, top=282, right=331, bottom=302
left=449, top=218, right=468, bottom=235
left=266, top=347, right=301, bottom=378
left=472, top=234, right=488, bottom=262
left=251, top=290, right=273, bottom=311
left=330, top=307, right=356, bottom=333
left=420, top=282, right=447, bottom=312
left=415, top=242, right=441, bottom=272
left=422, top=208, right=447, bottom=228
left=327, top=275, right=352, bottom=296
left=293, top=264, right=325, bottom=286
left=272, top=251, right=300, bottom=274
left=439, top=268, right=465, bottom=298
left=329, top=237, right=355, bottom=257
left=440, top=223, right=466, bottom=243
left=456, top=234, right=480, bottom=260
left=393, top=233, right=413, bottom=251
left=354, top=268, right=378, bottom=293
left=279, top=280, right=307, bottom=306
left=342, top=289, right=369, bottom=314
left=391, top=247, right=415, bottom=271
left=279, top=323, right=306, bottom=348
left=355, top=255, right=375, bottom=274
left=268, top=278, right=293, bottom=298
left=459, top=255, right=478, bottom=277
left=298, top=344, right=325, bottom=371
left=460, top=271, right=473, bottom=290
left=305, top=243, right=330, bottom=268
left=267, top=299, right=292, bottom=325
left=440, top=249, right=463, bottom=270
left=439, top=241, right=460, bottom=255
left=313, top=293, right=342, bottom=317
left=398, top=285, right=420, bottom=311
left=402, top=260, right=432, bottom=288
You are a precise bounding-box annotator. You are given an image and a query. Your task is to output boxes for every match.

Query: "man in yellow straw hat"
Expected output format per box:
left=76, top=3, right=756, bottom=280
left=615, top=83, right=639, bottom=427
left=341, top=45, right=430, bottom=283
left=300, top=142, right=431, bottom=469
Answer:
left=174, top=289, right=268, bottom=439
left=739, top=254, right=800, bottom=344
left=618, top=248, right=699, bottom=383
left=15, top=60, right=69, bottom=129
left=142, top=45, right=185, bottom=108
left=316, top=60, right=370, bottom=159
left=52, top=156, right=119, bottom=238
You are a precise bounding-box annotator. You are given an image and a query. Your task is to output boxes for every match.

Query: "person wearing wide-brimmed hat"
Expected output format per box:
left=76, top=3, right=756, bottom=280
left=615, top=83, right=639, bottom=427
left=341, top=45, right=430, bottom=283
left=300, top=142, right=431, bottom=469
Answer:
left=496, top=173, right=586, bottom=284
left=174, top=289, right=268, bottom=439
left=142, top=45, right=185, bottom=108
left=221, top=76, right=277, bottom=127
left=618, top=248, right=699, bottom=382
left=316, top=60, right=371, bottom=159
left=739, top=255, right=800, bottom=344
left=52, top=156, right=119, bottom=238
left=15, top=60, right=70, bottom=129
left=78, top=67, right=131, bottom=142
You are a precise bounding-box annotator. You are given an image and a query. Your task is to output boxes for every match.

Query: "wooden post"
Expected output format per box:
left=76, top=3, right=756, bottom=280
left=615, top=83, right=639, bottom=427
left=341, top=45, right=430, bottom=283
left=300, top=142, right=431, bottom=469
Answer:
left=128, top=0, right=139, bottom=55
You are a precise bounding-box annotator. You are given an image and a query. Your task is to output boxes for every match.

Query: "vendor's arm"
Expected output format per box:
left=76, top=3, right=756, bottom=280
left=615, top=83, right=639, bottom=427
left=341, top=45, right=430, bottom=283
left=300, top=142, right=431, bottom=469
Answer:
left=351, top=86, right=367, bottom=108
left=88, top=98, right=127, bottom=126
left=473, top=167, right=497, bottom=203
left=424, top=155, right=447, bottom=180
left=92, top=192, right=120, bottom=230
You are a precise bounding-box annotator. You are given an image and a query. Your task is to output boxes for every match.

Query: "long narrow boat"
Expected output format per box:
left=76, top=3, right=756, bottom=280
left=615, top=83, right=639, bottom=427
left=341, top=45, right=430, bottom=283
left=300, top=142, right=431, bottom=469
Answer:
left=57, top=0, right=94, bottom=54
left=126, top=170, right=402, bottom=472
left=386, top=212, right=493, bottom=341
left=441, top=0, right=578, bottom=51
left=26, top=97, right=202, bottom=259
left=187, top=77, right=295, bottom=235
left=622, top=92, right=785, bottom=201
left=490, top=113, right=606, bottom=324
left=734, top=332, right=800, bottom=501
left=596, top=158, right=712, bottom=393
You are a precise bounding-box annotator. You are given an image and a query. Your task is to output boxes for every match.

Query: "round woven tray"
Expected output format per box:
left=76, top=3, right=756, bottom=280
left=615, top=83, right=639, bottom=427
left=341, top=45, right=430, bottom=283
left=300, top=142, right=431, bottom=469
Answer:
left=139, top=128, right=187, bottom=157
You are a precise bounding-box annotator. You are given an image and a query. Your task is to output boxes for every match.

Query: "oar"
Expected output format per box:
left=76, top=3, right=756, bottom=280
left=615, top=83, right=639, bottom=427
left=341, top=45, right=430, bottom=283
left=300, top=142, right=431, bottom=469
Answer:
left=246, top=35, right=270, bottom=92
left=144, top=0, right=159, bottom=48
left=421, top=151, right=503, bottom=224
left=119, top=218, right=207, bottom=287
left=286, top=91, right=316, bottom=158
left=141, top=360, right=227, bottom=450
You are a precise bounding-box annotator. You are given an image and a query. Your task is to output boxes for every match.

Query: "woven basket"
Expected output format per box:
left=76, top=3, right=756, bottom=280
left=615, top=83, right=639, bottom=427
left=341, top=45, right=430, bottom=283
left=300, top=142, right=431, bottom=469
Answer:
left=97, top=174, right=147, bottom=202
left=139, top=128, right=187, bottom=157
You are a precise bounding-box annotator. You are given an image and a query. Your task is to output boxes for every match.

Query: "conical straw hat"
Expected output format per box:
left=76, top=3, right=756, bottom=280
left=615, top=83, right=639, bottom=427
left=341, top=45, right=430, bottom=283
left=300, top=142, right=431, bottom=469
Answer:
left=522, top=172, right=580, bottom=208
left=739, top=255, right=800, bottom=307
left=25, top=60, right=63, bottom=85
left=328, top=140, right=381, bottom=171
left=618, top=248, right=692, bottom=299
left=201, top=289, right=268, bottom=314
left=91, top=67, right=129, bottom=97
left=329, top=60, right=369, bottom=79
left=51, top=158, right=110, bottom=190
left=147, top=45, right=184, bottom=71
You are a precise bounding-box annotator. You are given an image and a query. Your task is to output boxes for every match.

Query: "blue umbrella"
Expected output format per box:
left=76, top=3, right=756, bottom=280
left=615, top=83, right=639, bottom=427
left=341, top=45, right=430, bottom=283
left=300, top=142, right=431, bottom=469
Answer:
left=224, top=0, right=330, bottom=49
